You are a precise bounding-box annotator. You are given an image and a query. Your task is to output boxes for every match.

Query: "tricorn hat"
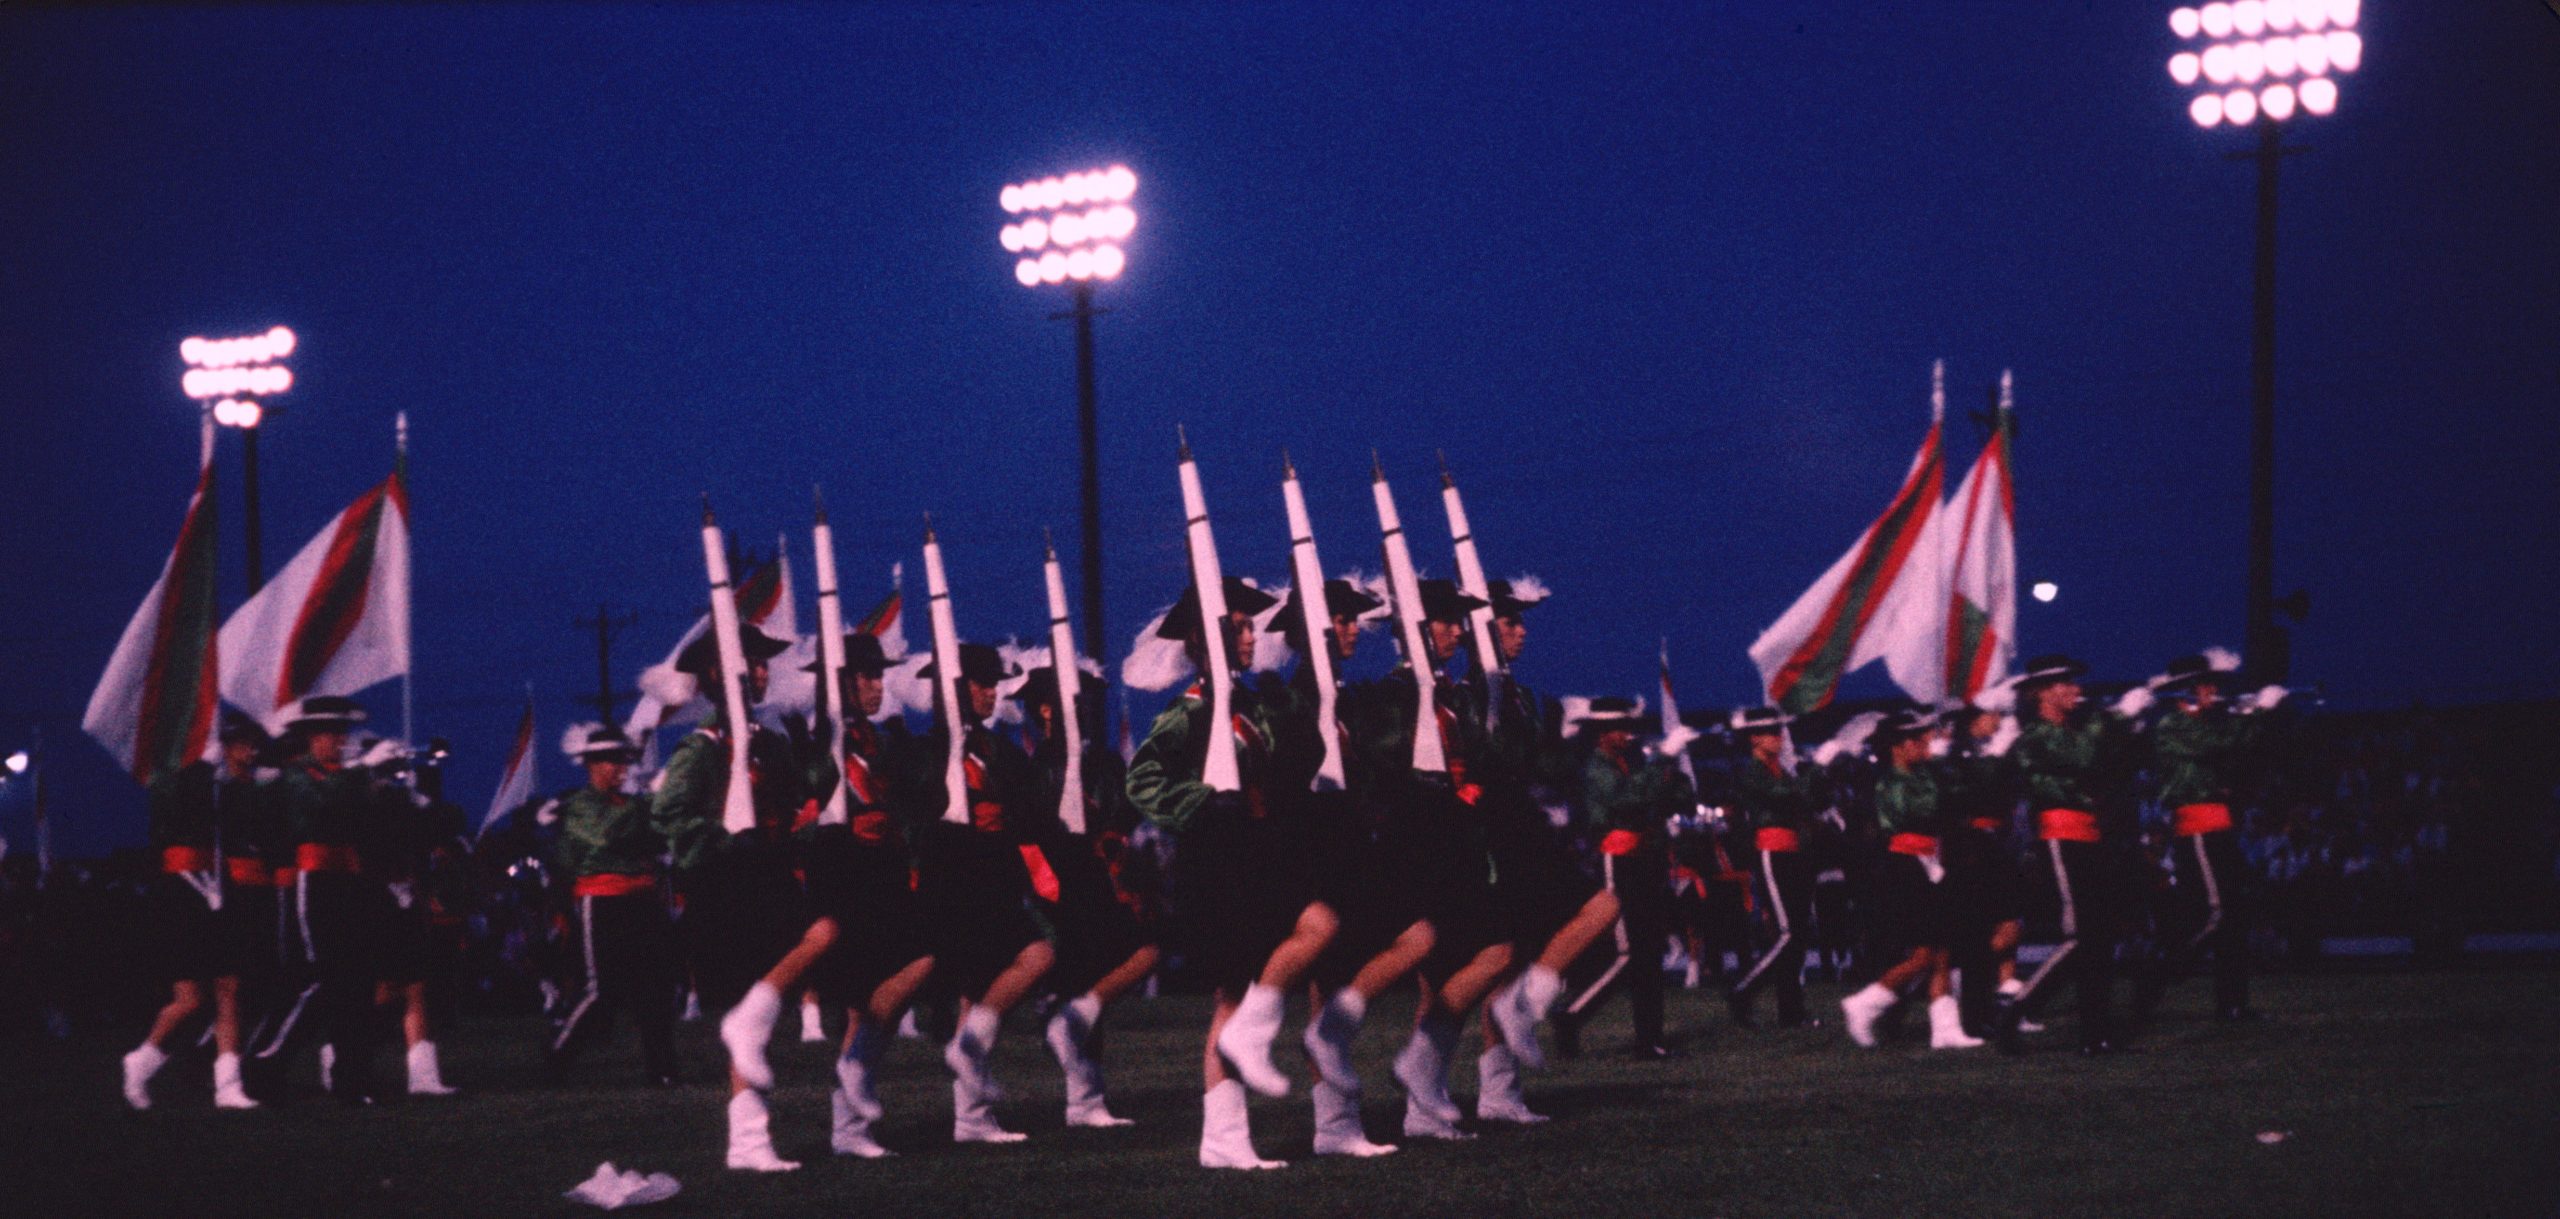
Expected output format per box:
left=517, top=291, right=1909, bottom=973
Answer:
left=674, top=623, right=791, bottom=679
left=1417, top=578, right=1488, bottom=624
left=1871, top=706, right=1942, bottom=744
left=217, top=710, right=270, bottom=747
left=561, top=722, right=639, bottom=761
left=802, top=631, right=892, bottom=678
left=1153, top=577, right=1280, bottom=642
left=2157, top=647, right=2240, bottom=693
left=1488, top=575, right=1550, bottom=618
left=918, top=641, right=1017, bottom=688
left=1567, top=694, right=1654, bottom=736
left=1273, top=577, right=1384, bottom=631
left=277, top=695, right=367, bottom=733
left=1727, top=705, right=1794, bottom=734
left=2014, top=653, right=2089, bottom=689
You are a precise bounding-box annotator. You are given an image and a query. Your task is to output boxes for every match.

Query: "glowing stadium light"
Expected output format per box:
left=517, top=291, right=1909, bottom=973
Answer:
left=2300, top=75, right=2338, bottom=114
left=4, top=750, right=26, bottom=775
left=2167, top=1, right=2361, bottom=126
left=181, top=326, right=295, bottom=428
left=2031, top=582, right=2059, bottom=603
left=1000, top=165, right=1137, bottom=290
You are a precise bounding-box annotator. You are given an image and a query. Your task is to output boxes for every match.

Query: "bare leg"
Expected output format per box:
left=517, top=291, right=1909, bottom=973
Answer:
left=759, top=917, right=842, bottom=994
left=1876, top=946, right=1934, bottom=995
left=1087, top=944, right=1161, bottom=1005
left=1257, top=902, right=1340, bottom=992
left=1436, top=942, right=1516, bottom=1017
left=1203, top=993, right=1242, bottom=1090
left=869, top=956, right=935, bottom=1027
left=1537, top=890, right=1621, bottom=974
left=1991, top=920, right=2023, bottom=986
left=978, top=940, right=1056, bottom=1016
left=400, top=981, right=430, bottom=1046
left=211, top=975, right=244, bottom=1055
left=145, top=980, right=206, bottom=1048
left=1925, top=948, right=1954, bottom=1000
left=1349, top=920, right=1434, bottom=1001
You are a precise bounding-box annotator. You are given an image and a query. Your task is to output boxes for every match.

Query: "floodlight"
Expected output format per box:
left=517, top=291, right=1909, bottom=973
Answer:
left=1015, top=258, right=1041, bottom=286
left=2170, top=52, right=2202, bottom=84
left=2261, top=83, right=2298, bottom=120
left=2265, top=37, right=2298, bottom=75
left=4, top=751, right=25, bottom=775
left=2299, top=76, right=2338, bottom=113
left=2031, top=582, right=2059, bottom=603
left=2326, top=30, right=2361, bottom=71
left=1001, top=165, right=1137, bottom=289
left=2265, top=0, right=2299, bottom=30
left=2201, top=3, right=2233, bottom=37
left=2191, top=93, right=2227, bottom=126
left=1093, top=244, right=1126, bottom=279
left=2171, top=6, right=2202, bottom=37
left=2225, top=88, right=2258, bottom=123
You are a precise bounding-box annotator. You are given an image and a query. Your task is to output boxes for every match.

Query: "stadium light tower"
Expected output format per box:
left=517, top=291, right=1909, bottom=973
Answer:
left=1000, top=165, right=1136, bottom=663
left=2165, top=0, right=2362, bottom=683
left=181, top=325, right=298, bottom=594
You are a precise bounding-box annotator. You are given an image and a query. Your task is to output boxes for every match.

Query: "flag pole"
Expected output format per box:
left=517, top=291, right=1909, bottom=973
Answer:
left=397, top=412, right=415, bottom=755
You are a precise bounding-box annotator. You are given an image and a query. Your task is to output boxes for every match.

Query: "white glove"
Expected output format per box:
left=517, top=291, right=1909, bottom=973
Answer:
left=1650, top=724, right=1701, bottom=762
left=358, top=738, right=410, bottom=769
left=1973, top=683, right=2016, bottom=715
left=1809, top=739, right=1846, bottom=767
left=1927, top=733, right=1952, bottom=759
left=2111, top=686, right=2156, bottom=719
left=1983, top=716, right=2022, bottom=758
left=2251, top=684, right=2289, bottom=712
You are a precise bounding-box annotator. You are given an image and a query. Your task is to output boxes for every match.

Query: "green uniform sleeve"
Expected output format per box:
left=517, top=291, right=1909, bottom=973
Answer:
left=652, top=731, right=723, bottom=873
left=1872, top=767, right=1941, bottom=836
left=1125, top=699, right=1215, bottom=835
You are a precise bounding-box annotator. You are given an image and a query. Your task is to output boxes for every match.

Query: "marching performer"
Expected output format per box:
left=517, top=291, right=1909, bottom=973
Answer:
left=1560, top=696, right=1695, bottom=1060
left=798, top=631, right=937, bottom=1159
left=122, top=715, right=274, bottom=1111
left=1128, top=576, right=1338, bottom=1169
left=1943, top=699, right=2032, bottom=1034
left=1991, top=654, right=2144, bottom=1056
left=541, top=724, right=680, bottom=1086
left=1723, top=706, right=1825, bottom=1030
left=896, top=640, right=1058, bottom=1145
left=1271, top=575, right=1432, bottom=1157
left=1015, top=661, right=1159, bottom=1130
left=1470, top=577, right=1625, bottom=1120
left=2134, top=650, right=2284, bottom=1023
left=248, top=696, right=391, bottom=1105
left=648, top=622, right=824, bottom=1170
left=1837, top=709, right=1984, bottom=1050
left=365, top=741, right=469, bottom=1097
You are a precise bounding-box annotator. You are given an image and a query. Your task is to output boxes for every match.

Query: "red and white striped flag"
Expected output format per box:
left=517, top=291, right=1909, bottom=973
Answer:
left=218, top=467, right=411, bottom=730
left=1750, top=365, right=1950, bottom=713
left=84, top=422, right=223, bottom=788
left=481, top=692, right=537, bottom=836
left=1943, top=372, right=2017, bottom=701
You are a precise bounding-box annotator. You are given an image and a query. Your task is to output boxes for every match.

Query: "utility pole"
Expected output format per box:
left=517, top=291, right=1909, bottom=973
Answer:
left=575, top=604, right=640, bottom=724
left=2234, top=120, right=2301, bottom=684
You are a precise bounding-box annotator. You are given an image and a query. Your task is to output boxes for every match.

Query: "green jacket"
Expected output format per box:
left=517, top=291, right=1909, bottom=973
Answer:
left=2151, top=703, right=2271, bottom=808
left=1453, top=672, right=1571, bottom=795
left=147, top=762, right=278, bottom=859
left=892, top=720, right=1045, bottom=839
left=1939, top=750, right=2016, bottom=829
left=2012, top=710, right=2139, bottom=831
left=1340, top=667, right=1481, bottom=799
left=1728, top=754, right=1825, bottom=833
left=551, top=785, right=665, bottom=879
left=1579, top=747, right=1695, bottom=843
left=1126, top=685, right=1283, bottom=836
left=279, top=757, right=375, bottom=849
left=1871, top=764, right=1942, bottom=837
left=652, top=712, right=811, bottom=874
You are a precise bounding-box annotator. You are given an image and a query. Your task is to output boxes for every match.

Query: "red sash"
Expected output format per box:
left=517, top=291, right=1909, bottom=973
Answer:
left=161, top=846, right=211, bottom=873
left=228, top=857, right=273, bottom=886
left=1888, top=832, right=1942, bottom=857
left=1969, top=816, right=2004, bottom=833
left=1600, top=829, right=1642, bottom=857
left=295, top=843, right=361, bottom=873
left=1018, top=845, right=1063, bottom=902
left=2172, top=802, right=2235, bottom=836
left=2036, top=808, right=2102, bottom=843
left=1754, top=827, right=1802, bottom=853
left=574, top=872, right=658, bottom=898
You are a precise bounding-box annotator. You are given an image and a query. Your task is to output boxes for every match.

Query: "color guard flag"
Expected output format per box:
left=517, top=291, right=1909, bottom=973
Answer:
left=84, top=422, right=223, bottom=788
left=217, top=467, right=412, bottom=731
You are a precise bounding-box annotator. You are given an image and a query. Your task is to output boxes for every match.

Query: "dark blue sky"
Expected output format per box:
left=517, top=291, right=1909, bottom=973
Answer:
left=5, top=2, right=2555, bottom=854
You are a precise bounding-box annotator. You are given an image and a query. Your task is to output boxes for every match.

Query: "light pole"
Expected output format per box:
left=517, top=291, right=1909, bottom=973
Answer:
left=1000, top=165, right=1137, bottom=664
left=182, top=326, right=298, bottom=594
left=2165, top=0, right=2363, bottom=683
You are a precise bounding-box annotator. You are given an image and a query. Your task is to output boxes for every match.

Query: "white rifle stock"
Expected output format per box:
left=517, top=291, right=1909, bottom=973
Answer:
left=1177, top=429, right=1242, bottom=793
left=1372, top=458, right=1447, bottom=775
left=1280, top=452, right=1346, bottom=791
left=922, top=518, right=971, bottom=825
left=812, top=489, right=850, bottom=825
left=1043, top=534, right=1089, bottom=833
left=699, top=499, right=758, bottom=834
left=1438, top=456, right=1507, bottom=735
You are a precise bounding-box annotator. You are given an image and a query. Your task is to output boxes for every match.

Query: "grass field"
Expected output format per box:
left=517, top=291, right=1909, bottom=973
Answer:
left=9, top=967, right=2558, bottom=1218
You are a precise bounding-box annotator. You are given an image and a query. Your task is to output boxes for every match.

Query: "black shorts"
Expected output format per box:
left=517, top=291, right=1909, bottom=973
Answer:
left=149, top=873, right=265, bottom=983
left=1877, top=852, right=1955, bottom=950
left=915, top=823, right=1045, bottom=999
left=1487, top=798, right=1600, bottom=946
left=683, top=840, right=814, bottom=1014
left=801, top=829, right=934, bottom=1005
left=1168, top=798, right=1308, bottom=995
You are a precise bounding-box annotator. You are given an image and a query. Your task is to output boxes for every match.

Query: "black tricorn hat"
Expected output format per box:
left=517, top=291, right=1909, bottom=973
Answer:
left=2014, top=653, right=2089, bottom=688
left=217, top=710, right=270, bottom=747
left=802, top=631, right=891, bottom=678
left=1154, top=577, right=1280, bottom=642
left=1873, top=706, right=1942, bottom=744
left=675, top=623, right=791, bottom=679
left=918, top=641, right=1016, bottom=687
left=1488, top=576, right=1550, bottom=618
left=280, top=695, right=368, bottom=732
left=1727, top=706, right=1794, bottom=733
left=1417, top=578, right=1488, bottom=624
left=1273, top=578, right=1383, bottom=632
left=2157, top=652, right=2237, bottom=693
left=565, top=724, right=639, bottom=761
left=1571, top=695, right=1654, bottom=736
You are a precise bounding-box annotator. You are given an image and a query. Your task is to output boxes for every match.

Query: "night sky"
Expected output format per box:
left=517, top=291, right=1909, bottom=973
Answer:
left=5, top=2, right=2555, bottom=855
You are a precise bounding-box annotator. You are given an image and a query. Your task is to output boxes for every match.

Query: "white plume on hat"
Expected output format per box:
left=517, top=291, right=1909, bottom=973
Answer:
left=1560, top=694, right=1646, bottom=736
left=1341, top=569, right=1393, bottom=625
left=1809, top=710, right=1885, bottom=767
left=636, top=663, right=699, bottom=711
left=1120, top=604, right=1193, bottom=693
left=1250, top=581, right=1294, bottom=673
left=561, top=722, right=605, bottom=759
left=1500, top=573, right=1551, bottom=607
left=992, top=638, right=1040, bottom=725
left=879, top=653, right=932, bottom=721
left=2203, top=646, right=2242, bottom=673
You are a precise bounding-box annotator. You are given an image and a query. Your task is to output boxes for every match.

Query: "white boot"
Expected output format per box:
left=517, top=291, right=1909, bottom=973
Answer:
left=1302, top=990, right=1365, bottom=1089
left=1215, top=982, right=1291, bottom=1097
left=721, top=982, right=784, bottom=1091
left=1049, top=1000, right=1133, bottom=1128
left=1489, top=969, right=1550, bottom=1070
left=1474, top=1045, right=1548, bottom=1125
left=1394, top=1018, right=1470, bottom=1140
left=798, top=995, right=827, bottom=1044
left=831, top=1027, right=892, bottom=1158
left=725, top=1089, right=802, bottom=1172
left=1198, top=1079, right=1286, bottom=1169
left=213, top=1051, right=259, bottom=1110
left=318, top=1043, right=336, bottom=1093
left=406, top=1039, right=459, bottom=1096
left=121, top=1043, right=167, bottom=1111
left=1998, top=977, right=2046, bottom=1032
left=1929, top=995, right=1985, bottom=1050
left=944, top=1004, right=1001, bottom=1102
left=1311, top=1079, right=1397, bottom=1157
left=952, top=1074, right=1028, bottom=1144
left=1841, top=983, right=1897, bottom=1048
